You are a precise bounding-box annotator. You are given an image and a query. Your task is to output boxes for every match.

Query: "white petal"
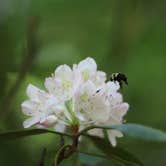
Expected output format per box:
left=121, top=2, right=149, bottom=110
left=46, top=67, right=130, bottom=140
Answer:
left=92, top=71, right=106, bottom=87
left=44, top=77, right=55, bottom=93
left=55, top=123, right=66, bottom=132
left=21, top=100, right=38, bottom=116
left=23, top=116, right=40, bottom=128
left=76, top=81, right=111, bottom=123
left=82, top=87, right=110, bottom=122
left=111, top=103, right=129, bottom=120
left=107, top=116, right=120, bottom=125
left=97, top=71, right=106, bottom=79
left=108, top=103, right=129, bottom=125
left=36, top=124, right=46, bottom=129
left=26, top=84, right=45, bottom=99
left=75, top=111, right=86, bottom=122
left=55, top=64, right=72, bottom=80
left=109, top=93, right=123, bottom=106
left=79, top=81, right=96, bottom=96
left=72, top=64, right=83, bottom=93
left=45, top=96, right=58, bottom=110
left=76, top=81, right=96, bottom=113
left=106, top=81, right=120, bottom=94
left=88, top=128, right=104, bottom=138
left=87, top=97, right=110, bottom=122
left=53, top=104, right=65, bottom=115
left=46, top=115, right=57, bottom=124
left=39, top=115, right=57, bottom=127
left=45, top=65, right=73, bottom=101
left=77, top=57, right=97, bottom=81
left=107, top=130, right=123, bottom=147
left=78, top=57, right=97, bottom=72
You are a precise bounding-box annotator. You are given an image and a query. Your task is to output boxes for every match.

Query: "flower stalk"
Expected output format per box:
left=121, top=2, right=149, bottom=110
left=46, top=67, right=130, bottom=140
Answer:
left=55, top=126, right=79, bottom=165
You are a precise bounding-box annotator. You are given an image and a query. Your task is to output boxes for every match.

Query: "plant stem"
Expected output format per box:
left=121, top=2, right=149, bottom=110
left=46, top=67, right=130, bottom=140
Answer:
left=55, top=125, right=80, bottom=165
left=55, top=125, right=113, bottom=165
left=39, top=148, right=47, bottom=166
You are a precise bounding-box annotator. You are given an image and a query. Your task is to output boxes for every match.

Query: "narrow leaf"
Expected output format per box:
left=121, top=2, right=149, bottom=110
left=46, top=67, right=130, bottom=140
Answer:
left=87, top=135, right=143, bottom=166
left=0, top=129, right=71, bottom=140
left=78, top=152, right=103, bottom=164
left=112, top=123, right=166, bottom=142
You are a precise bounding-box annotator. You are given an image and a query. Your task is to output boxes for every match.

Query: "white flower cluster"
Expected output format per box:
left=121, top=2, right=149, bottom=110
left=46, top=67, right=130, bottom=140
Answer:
left=21, top=57, right=129, bottom=146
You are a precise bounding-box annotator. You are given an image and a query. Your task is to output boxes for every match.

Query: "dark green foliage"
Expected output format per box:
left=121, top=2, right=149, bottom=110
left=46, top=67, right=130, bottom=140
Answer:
left=87, top=135, right=143, bottom=166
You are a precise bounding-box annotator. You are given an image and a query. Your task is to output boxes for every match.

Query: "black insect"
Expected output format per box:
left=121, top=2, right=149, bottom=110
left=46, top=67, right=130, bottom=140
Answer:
left=110, top=73, right=128, bottom=88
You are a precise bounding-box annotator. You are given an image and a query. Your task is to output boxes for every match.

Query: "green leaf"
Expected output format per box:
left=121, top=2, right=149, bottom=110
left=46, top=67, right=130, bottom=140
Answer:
left=78, top=152, right=103, bottom=164
left=111, top=123, right=166, bottom=142
left=87, top=135, right=143, bottom=166
left=0, top=129, right=71, bottom=140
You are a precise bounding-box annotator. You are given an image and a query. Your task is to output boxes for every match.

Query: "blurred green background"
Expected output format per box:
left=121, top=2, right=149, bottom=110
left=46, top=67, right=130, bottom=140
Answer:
left=0, top=0, right=166, bottom=165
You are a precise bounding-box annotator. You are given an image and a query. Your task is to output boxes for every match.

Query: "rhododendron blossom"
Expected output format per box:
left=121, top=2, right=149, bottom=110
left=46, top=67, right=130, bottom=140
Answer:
left=21, top=57, right=129, bottom=146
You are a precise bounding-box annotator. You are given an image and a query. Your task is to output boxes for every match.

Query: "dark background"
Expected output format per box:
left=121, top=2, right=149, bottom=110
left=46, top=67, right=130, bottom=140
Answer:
left=0, top=0, right=166, bottom=165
